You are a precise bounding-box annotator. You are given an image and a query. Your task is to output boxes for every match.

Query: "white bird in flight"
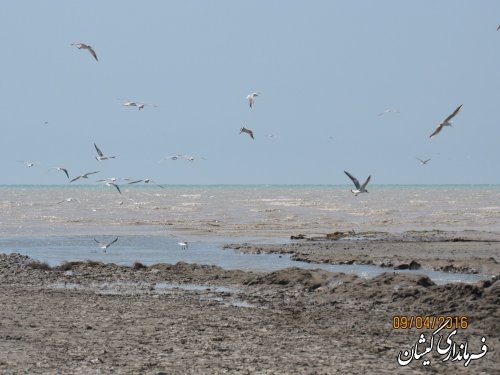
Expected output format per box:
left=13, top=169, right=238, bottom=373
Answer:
left=57, top=197, right=77, bottom=205
left=94, top=237, right=118, bottom=252
left=96, top=177, right=119, bottom=183
left=96, top=181, right=122, bottom=194
left=52, top=167, right=70, bottom=179
left=240, top=126, right=255, bottom=140
left=416, top=157, right=431, bottom=165
left=246, top=92, right=260, bottom=109
left=94, top=143, right=116, bottom=160
left=125, top=178, right=165, bottom=188
left=71, top=43, right=98, bottom=61
left=70, top=171, right=100, bottom=183
left=164, top=154, right=204, bottom=162
left=344, top=171, right=371, bottom=196
left=429, top=104, right=463, bottom=138
left=377, top=108, right=399, bottom=117
left=18, top=161, right=36, bottom=167
left=121, top=100, right=157, bottom=110
left=177, top=241, right=188, bottom=250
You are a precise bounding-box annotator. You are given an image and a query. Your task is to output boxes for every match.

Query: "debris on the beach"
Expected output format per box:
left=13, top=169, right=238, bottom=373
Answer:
left=394, top=260, right=421, bottom=270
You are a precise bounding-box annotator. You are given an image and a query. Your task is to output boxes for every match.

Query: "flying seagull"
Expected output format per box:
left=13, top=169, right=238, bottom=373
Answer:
left=416, top=157, right=431, bottom=165
left=94, top=143, right=116, bottom=160
left=96, top=177, right=119, bottom=183
left=18, top=161, right=36, bottom=167
left=177, top=241, right=188, bottom=250
left=180, top=155, right=206, bottom=162
left=125, top=178, right=165, bottom=188
left=246, top=92, right=260, bottom=109
left=377, top=108, right=399, bottom=117
left=104, top=182, right=121, bottom=194
left=497, top=24, right=500, bottom=31
left=57, top=197, right=76, bottom=205
left=70, top=171, right=100, bottom=183
left=53, top=167, right=70, bottom=179
left=71, top=43, right=98, bottom=61
left=429, top=104, right=463, bottom=138
left=94, top=237, right=118, bottom=251
left=344, top=171, right=371, bottom=196
left=121, top=100, right=157, bottom=110
left=164, top=154, right=205, bottom=162
left=240, top=126, right=255, bottom=140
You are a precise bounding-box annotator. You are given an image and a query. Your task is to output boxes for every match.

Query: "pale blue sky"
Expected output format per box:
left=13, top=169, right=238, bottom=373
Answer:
left=1, top=1, right=500, bottom=185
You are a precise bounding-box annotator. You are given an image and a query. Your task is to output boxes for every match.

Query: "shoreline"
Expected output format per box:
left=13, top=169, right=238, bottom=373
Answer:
left=223, top=230, right=500, bottom=278
left=1, top=229, right=499, bottom=374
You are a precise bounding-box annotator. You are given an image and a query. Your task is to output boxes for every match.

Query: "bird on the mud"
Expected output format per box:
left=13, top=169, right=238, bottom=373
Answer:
left=429, top=104, right=463, bottom=138
left=344, top=171, right=371, bottom=196
left=71, top=43, right=98, bottom=61
left=240, top=126, right=255, bottom=140
left=94, top=237, right=118, bottom=252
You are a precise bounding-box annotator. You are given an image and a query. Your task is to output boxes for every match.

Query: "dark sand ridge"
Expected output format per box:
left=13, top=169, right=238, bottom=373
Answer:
left=0, top=231, right=499, bottom=375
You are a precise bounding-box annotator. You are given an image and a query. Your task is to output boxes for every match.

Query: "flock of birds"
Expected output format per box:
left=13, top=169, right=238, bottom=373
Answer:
left=17, top=41, right=467, bottom=252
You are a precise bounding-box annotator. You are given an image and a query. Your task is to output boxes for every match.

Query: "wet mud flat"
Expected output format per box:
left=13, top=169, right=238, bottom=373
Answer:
left=224, top=230, right=500, bottom=277
left=0, top=250, right=499, bottom=374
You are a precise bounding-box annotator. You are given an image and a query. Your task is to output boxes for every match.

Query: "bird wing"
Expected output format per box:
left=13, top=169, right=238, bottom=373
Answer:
left=344, top=171, right=361, bottom=189
left=424, top=158, right=431, bottom=163
left=127, top=179, right=143, bottom=184
left=94, top=143, right=104, bottom=157
left=110, top=183, right=122, bottom=194
left=87, top=46, right=98, bottom=61
left=361, top=175, right=371, bottom=190
left=442, top=104, right=462, bottom=123
left=249, top=130, right=255, bottom=139
left=429, top=123, right=443, bottom=138
left=108, top=237, right=118, bottom=246
left=94, top=238, right=102, bottom=245
left=61, top=168, right=69, bottom=178
left=70, top=175, right=81, bottom=183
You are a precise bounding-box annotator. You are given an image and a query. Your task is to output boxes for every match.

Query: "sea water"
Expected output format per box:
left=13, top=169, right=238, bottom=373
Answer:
left=0, top=185, right=498, bottom=283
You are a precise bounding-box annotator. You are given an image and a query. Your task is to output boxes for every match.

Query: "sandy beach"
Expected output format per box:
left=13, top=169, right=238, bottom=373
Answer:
left=1, top=230, right=499, bottom=374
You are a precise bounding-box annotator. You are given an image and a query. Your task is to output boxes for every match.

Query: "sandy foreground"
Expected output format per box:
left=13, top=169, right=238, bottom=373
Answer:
left=0, top=230, right=499, bottom=374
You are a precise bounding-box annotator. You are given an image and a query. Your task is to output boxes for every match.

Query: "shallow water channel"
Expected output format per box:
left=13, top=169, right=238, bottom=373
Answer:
left=0, top=235, right=489, bottom=285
